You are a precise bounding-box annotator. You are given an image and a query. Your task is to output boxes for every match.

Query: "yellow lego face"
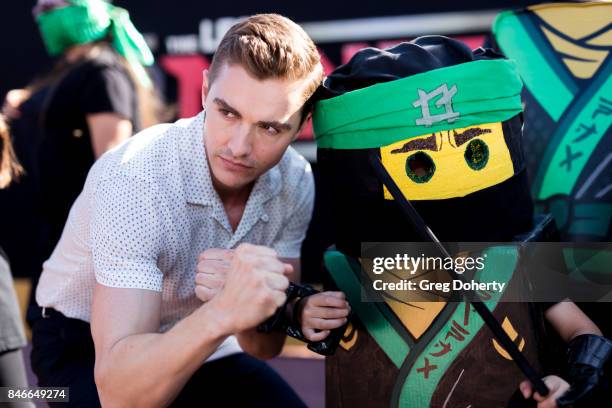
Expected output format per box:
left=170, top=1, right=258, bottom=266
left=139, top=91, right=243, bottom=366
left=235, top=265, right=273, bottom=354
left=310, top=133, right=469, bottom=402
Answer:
left=380, top=122, right=515, bottom=201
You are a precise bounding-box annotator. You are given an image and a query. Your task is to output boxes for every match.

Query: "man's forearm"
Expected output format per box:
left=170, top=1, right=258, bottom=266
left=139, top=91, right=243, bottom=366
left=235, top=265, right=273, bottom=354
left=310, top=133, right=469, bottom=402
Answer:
left=236, top=296, right=302, bottom=359
left=237, top=329, right=286, bottom=360
left=95, top=302, right=230, bottom=407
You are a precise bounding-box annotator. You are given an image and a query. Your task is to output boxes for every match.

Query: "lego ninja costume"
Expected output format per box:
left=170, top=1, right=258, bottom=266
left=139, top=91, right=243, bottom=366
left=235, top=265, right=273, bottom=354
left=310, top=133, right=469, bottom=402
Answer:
left=260, top=36, right=612, bottom=407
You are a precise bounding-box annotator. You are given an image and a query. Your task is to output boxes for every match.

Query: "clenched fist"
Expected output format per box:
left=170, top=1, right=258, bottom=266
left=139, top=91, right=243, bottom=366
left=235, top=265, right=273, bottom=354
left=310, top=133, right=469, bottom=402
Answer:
left=194, top=248, right=233, bottom=302
left=205, top=243, right=293, bottom=333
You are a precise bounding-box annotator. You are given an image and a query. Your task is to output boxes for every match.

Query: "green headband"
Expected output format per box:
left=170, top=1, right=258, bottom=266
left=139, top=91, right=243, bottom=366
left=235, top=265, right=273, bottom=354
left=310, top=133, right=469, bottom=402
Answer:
left=313, top=59, right=523, bottom=149
left=36, top=0, right=154, bottom=87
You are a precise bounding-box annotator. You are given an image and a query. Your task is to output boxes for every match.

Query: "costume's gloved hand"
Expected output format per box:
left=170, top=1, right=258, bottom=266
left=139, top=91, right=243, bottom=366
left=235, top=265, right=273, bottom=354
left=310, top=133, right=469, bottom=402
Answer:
left=257, top=282, right=349, bottom=356
left=556, top=334, right=612, bottom=407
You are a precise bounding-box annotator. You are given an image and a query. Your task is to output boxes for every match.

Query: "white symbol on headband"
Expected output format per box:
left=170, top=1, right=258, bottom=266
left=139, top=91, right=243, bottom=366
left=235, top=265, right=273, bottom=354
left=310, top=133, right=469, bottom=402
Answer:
left=413, top=84, right=460, bottom=127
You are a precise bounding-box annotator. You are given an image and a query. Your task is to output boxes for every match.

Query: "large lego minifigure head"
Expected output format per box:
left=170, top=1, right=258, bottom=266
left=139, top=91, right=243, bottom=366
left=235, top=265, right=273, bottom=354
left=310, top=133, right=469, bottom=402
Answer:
left=313, top=36, right=534, bottom=256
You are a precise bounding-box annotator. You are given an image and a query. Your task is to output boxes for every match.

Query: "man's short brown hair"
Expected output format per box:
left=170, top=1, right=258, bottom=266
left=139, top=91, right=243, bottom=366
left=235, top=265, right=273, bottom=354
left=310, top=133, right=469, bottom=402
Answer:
left=208, top=14, right=324, bottom=121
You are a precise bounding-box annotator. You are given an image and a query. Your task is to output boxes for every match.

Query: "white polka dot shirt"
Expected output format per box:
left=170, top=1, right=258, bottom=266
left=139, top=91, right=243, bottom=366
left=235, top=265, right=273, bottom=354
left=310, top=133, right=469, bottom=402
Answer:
left=36, top=111, right=314, bottom=361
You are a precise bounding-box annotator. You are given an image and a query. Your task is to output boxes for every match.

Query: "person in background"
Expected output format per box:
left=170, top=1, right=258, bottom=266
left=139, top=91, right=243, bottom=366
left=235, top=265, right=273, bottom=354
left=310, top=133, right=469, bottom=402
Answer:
left=1, top=0, right=161, bottom=326
left=33, top=0, right=159, bottom=259
left=0, top=114, right=34, bottom=408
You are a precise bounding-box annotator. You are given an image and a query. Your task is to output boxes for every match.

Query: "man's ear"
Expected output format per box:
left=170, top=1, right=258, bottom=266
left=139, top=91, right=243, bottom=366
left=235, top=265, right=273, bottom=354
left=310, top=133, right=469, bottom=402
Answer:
left=201, top=69, right=210, bottom=109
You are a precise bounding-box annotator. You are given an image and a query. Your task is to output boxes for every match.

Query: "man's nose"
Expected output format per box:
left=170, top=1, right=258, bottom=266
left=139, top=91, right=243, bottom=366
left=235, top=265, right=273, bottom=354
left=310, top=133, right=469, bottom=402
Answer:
left=227, top=125, right=253, bottom=158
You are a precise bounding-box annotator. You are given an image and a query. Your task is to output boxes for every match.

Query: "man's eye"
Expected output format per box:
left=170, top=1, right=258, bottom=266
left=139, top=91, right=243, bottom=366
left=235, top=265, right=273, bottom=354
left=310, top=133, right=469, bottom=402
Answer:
left=220, top=109, right=236, bottom=119
left=261, top=125, right=279, bottom=136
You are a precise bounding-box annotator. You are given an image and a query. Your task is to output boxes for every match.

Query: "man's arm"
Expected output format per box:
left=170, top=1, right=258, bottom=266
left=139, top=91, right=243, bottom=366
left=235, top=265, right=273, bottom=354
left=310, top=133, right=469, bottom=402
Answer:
left=235, top=258, right=301, bottom=359
left=91, top=285, right=230, bottom=407
left=90, top=172, right=217, bottom=407
left=92, top=244, right=288, bottom=407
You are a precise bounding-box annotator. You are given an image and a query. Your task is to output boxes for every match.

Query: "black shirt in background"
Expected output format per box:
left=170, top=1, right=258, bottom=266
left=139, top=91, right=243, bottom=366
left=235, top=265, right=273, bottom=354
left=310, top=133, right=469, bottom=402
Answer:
left=38, top=46, right=139, bottom=263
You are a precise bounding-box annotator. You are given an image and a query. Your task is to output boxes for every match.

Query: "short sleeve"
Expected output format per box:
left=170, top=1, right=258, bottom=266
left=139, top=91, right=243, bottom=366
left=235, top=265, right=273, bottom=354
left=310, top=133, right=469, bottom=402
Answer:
left=91, top=174, right=165, bottom=291
left=80, top=65, right=135, bottom=121
left=273, top=168, right=315, bottom=258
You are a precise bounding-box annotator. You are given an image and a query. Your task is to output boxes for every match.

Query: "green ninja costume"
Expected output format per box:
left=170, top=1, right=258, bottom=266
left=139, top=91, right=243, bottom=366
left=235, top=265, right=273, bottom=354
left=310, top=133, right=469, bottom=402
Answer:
left=311, top=36, right=554, bottom=407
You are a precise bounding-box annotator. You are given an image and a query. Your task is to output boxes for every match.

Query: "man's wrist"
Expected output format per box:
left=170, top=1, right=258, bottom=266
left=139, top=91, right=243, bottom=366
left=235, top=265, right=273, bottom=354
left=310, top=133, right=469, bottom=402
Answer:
left=198, top=297, right=234, bottom=339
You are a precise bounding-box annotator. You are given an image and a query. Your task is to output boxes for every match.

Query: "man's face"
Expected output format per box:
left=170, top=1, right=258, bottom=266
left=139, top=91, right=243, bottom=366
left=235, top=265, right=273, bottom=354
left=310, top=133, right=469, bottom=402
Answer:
left=202, top=63, right=309, bottom=193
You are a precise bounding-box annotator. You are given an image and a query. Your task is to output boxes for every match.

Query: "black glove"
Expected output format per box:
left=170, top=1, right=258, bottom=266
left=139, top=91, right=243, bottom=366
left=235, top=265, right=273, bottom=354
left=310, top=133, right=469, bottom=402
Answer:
left=556, top=334, right=612, bottom=407
left=256, top=282, right=348, bottom=356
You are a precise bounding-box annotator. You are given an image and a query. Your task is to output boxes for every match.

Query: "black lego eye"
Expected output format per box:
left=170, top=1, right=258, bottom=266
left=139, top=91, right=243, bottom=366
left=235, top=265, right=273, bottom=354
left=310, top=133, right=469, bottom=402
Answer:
left=464, top=139, right=489, bottom=170
left=405, top=151, right=436, bottom=183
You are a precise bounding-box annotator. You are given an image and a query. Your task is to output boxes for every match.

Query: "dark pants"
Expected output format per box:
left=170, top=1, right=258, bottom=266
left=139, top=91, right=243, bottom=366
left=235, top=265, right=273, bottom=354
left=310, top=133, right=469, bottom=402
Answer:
left=28, top=306, right=306, bottom=407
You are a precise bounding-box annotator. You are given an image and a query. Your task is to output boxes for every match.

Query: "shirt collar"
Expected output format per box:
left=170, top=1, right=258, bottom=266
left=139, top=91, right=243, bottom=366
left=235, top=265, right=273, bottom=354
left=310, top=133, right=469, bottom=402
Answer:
left=177, top=111, right=282, bottom=208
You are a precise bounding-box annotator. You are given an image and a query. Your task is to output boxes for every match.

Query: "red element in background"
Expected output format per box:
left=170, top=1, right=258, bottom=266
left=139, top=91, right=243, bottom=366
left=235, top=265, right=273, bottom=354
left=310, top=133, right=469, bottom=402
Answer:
left=341, top=43, right=369, bottom=66
left=161, top=35, right=484, bottom=139
left=319, top=47, right=337, bottom=76
left=160, top=55, right=210, bottom=118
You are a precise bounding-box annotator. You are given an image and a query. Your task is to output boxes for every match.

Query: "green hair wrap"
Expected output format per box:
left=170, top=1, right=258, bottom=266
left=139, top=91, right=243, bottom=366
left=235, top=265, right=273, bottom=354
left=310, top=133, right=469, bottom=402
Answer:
left=36, top=0, right=154, bottom=87
left=313, top=59, right=523, bottom=149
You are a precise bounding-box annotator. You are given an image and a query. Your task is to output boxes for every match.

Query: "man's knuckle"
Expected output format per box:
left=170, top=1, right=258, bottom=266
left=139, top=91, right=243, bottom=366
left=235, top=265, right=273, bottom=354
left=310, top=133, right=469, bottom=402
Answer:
left=251, top=271, right=264, bottom=285
left=262, top=290, right=274, bottom=303
left=276, top=292, right=287, bottom=305
left=254, top=294, right=267, bottom=309
left=245, top=253, right=259, bottom=264
left=236, top=243, right=253, bottom=253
